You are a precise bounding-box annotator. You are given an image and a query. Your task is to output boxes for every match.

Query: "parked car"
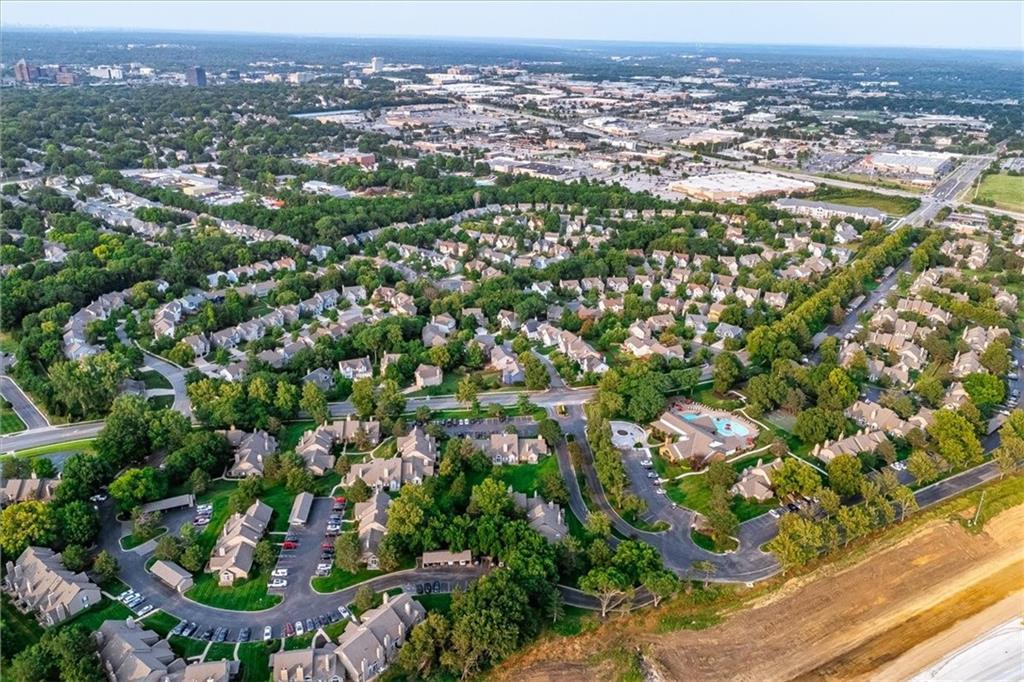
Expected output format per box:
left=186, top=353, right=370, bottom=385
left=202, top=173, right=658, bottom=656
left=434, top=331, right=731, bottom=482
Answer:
left=199, top=627, right=213, bottom=641
left=282, top=541, right=298, bottom=550
left=338, top=605, right=353, bottom=621
left=171, top=621, right=186, bottom=636
left=271, top=568, right=288, bottom=578
left=268, top=579, right=287, bottom=589
left=305, top=618, right=315, bottom=633
left=294, top=620, right=304, bottom=637
left=263, top=625, right=273, bottom=641
left=239, top=627, right=251, bottom=643
left=283, top=622, right=295, bottom=637
left=136, top=604, right=153, bottom=617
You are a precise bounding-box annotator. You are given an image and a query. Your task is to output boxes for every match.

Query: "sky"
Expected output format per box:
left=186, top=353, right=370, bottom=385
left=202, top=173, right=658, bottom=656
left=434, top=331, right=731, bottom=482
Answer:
left=4, top=1, right=1022, bottom=51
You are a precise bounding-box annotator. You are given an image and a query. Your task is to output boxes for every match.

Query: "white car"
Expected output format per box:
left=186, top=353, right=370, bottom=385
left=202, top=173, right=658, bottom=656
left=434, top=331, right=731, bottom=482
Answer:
left=263, top=626, right=273, bottom=641
left=89, top=493, right=108, bottom=503
left=294, top=620, right=304, bottom=636
left=268, top=579, right=287, bottom=589
left=136, top=604, right=153, bottom=617
left=769, top=509, right=780, bottom=519
left=271, top=568, right=288, bottom=578
left=317, top=563, right=332, bottom=572
left=196, top=504, right=213, bottom=514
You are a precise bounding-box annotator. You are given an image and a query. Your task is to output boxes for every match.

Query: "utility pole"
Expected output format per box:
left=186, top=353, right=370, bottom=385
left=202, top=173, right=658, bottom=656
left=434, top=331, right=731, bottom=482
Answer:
left=970, top=491, right=986, bottom=527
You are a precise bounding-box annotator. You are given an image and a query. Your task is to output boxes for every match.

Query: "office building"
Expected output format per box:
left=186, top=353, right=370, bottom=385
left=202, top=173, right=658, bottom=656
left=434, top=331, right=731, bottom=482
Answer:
left=186, top=66, right=207, bottom=87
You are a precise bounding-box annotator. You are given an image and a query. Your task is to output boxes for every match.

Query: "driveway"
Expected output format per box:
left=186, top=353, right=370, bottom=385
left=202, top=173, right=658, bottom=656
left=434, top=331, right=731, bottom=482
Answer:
left=0, top=375, right=49, bottom=430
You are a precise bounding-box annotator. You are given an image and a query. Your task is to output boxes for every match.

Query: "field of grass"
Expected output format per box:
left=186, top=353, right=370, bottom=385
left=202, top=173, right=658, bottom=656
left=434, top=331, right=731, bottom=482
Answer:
left=810, top=186, right=922, bottom=216
left=278, top=420, right=315, bottom=450
left=413, top=592, right=453, bottom=615
left=975, top=173, right=1024, bottom=212
left=7, top=438, right=95, bottom=458
left=204, top=642, right=236, bottom=661
left=667, top=471, right=774, bottom=522
left=148, top=395, right=175, bottom=409
left=63, top=598, right=133, bottom=631
left=138, top=370, right=172, bottom=390
left=0, top=594, right=44, bottom=663
left=239, top=641, right=279, bottom=682
left=139, top=611, right=180, bottom=637
left=261, top=484, right=296, bottom=533
left=119, top=526, right=167, bottom=550
left=0, top=405, right=26, bottom=435
left=186, top=570, right=281, bottom=611
left=690, top=529, right=738, bottom=554
left=169, top=634, right=208, bottom=660
left=495, top=456, right=558, bottom=495
left=97, top=576, right=130, bottom=596
left=312, top=567, right=383, bottom=593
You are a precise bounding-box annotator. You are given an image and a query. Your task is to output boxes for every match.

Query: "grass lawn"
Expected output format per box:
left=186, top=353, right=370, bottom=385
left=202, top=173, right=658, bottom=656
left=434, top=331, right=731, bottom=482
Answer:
left=205, top=642, right=236, bottom=661
left=810, top=186, right=921, bottom=216
left=148, top=395, right=175, bottom=409
left=97, top=576, right=130, bottom=596
left=169, top=634, right=208, bottom=660
left=239, top=640, right=280, bottom=682
left=278, top=420, right=315, bottom=450
left=690, top=529, right=738, bottom=553
left=312, top=567, right=383, bottom=594
left=120, top=526, right=167, bottom=550
left=495, top=456, right=559, bottom=495
left=1, top=594, right=44, bottom=661
left=975, top=173, right=1024, bottom=212
left=0, top=407, right=26, bottom=435
left=667, top=471, right=773, bottom=522
left=676, top=385, right=743, bottom=410
left=407, top=369, right=464, bottom=397
left=550, top=605, right=598, bottom=637
left=186, top=570, right=281, bottom=611
left=261, top=484, right=296, bottom=533
left=62, top=598, right=133, bottom=631
left=8, top=438, right=95, bottom=459
left=140, top=611, right=181, bottom=637
left=283, top=633, right=315, bottom=650
left=138, top=370, right=173, bottom=390
left=413, top=593, right=453, bottom=615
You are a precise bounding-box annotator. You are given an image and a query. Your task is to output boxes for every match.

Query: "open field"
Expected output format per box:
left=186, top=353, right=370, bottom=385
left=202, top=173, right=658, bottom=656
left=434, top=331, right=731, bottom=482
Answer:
left=975, top=172, right=1024, bottom=212
left=810, top=186, right=922, bottom=215
left=0, top=405, right=26, bottom=434
left=493, top=476, right=1024, bottom=682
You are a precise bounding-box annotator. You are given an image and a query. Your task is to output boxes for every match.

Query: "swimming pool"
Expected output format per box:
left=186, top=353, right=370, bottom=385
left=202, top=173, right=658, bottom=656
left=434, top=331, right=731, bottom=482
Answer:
left=681, top=412, right=751, bottom=437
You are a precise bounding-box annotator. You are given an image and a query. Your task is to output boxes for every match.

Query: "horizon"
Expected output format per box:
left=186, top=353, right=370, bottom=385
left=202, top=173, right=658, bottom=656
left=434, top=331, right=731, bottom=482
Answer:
left=4, top=23, right=1023, bottom=56
left=4, top=1, right=1022, bottom=51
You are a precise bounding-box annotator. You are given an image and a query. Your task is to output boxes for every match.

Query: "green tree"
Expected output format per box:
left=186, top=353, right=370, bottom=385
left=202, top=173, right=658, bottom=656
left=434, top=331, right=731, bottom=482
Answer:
left=579, top=566, right=629, bottom=618
left=456, top=375, right=479, bottom=406
left=109, top=467, right=166, bottom=512
left=0, top=500, right=57, bottom=557
left=353, top=584, right=376, bottom=613
left=642, top=569, right=678, bottom=607
left=92, top=550, right=119, bottom=583
left=772, top=458, right=822, bottom=499
left=253, top=539, right=277, bottom=569
left=334, top=532, right=362, bottom=573
left=397, top=612, right=450, bottom=679
left=712, top=352, right=742, bottom=395
left=351, top=378, right=375, bottom=418
left=962, top=372, right=1005, bottom=408
left=300, top=381, right=329, bottom=424
left=61, top=544, right=90, bottom=572
left=928, top=409, right=984, bottom=470
left=907, top=449, right=941, bottom=484
left=827, top=454, right=863, bottom=497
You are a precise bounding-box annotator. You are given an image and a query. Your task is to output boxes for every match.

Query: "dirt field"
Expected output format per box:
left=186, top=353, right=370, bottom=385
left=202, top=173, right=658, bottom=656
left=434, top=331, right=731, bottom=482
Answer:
left=499, top=503, right=1024, bottom=682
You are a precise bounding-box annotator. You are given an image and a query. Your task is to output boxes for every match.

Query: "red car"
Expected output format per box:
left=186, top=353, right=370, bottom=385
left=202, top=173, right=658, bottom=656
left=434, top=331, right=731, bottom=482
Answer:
left=282, top=541, right=298, bottom=550
left=333, top=496, right=346, bottom=504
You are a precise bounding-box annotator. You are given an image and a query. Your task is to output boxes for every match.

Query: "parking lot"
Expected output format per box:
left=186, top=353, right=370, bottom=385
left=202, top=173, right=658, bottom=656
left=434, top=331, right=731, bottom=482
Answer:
left=439, top=415, right=538, bottom=438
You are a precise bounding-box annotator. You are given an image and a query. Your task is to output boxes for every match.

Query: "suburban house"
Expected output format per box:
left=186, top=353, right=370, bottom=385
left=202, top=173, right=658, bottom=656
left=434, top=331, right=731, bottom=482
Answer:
left=490, top=345, right=525, bottom=384
left=397, top=427, right=438, bottom=484
left=345, top=458, right=403, bottom=492
left=295, top=427, right=338, bottom=476
left=208, top=499, right=273, bottom=585
left=96, top=619, right=233, bottom=682
left=3, top=546, right=102, bottom=626
left=224, top=429, right=278, bottom=478
left=421, top=549, right=473, bottom=567
left=414, top=364, right=443, bottom=389
left=270, top=593, right=425, bottom=682
left=511, top=491, right=568, bottom=543
left=355, top=491, right=391, bottom=569
left=338, top=356, right=373, bottom=381
left=0, top=475, right=59, bottom=506
left=730, top=458, right=783, bottom=501
left=473, top=433, right=548, bottom=465
left=811, top=430, right=889, bottom=464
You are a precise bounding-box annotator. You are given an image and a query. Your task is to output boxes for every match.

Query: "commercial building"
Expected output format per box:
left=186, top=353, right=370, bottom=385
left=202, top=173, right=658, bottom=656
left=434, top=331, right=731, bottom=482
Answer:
left=864, top=151, right=954, bottom=177
left=186, top=66, right=207, bottom=87
left=669, top=171, right=814, bottom=202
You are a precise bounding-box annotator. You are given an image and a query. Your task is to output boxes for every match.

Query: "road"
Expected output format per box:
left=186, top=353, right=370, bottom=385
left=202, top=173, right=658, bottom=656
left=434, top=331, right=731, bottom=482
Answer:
left=326, top=386, right=596, bottom=418
left=0, top=375, right=49, bottom=430
left=0, top=421, right=104, bottom=453
left=117, top=325, right=193, bottom=419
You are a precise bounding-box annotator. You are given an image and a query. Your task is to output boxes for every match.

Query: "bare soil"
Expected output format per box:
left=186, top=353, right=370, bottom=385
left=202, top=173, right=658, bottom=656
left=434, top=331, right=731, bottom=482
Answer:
left=498, top=504, right=1024, bottom=682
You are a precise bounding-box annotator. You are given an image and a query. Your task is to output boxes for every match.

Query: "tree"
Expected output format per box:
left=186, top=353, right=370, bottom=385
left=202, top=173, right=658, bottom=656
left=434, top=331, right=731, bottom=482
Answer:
left=61, top=544, right=90, bottom=572
left=980, top=341, right=1011, bottom=376
left=253, top=539, right=277, bottom=569
left=794, top=407, right=845, bottom=445
left=580, top=566, right=629, bottom=618
left=907, top=449, right=941, bottom=484
left=642, top=569, right=677, bottom=607
left=712, top=352, right=742, bottom=395
left=691, top=559, right=716, bottom=587
left=468, top=478, right=512, bottom=518
left=56, top=500, right=99, bottom=547
left=928, top=409, right=984, bottom=470
left=347, top=477, right=372, bottom=503
left=705, top=459, right=737, bottom=490
left=180, top=543, right=206, bottom=572
left=891, top=486, right=918, bottom=522
left=772, top=458, right=821, bottom=499
left=154, top=534, right=182, bottom=561
left=94, top=394, right=152, bottom=468
left=189, top=468, right=210, bottom=495
left=300, top=381, right=329, bottom=424
left=827, top=454, right=863, bottom=497
left=375, top=379, right=406, bottom=421
left=93, top=550, right=119, bottom=583
left=836, top=505, right=872, bottom=545
left=109, top=467, right=166, bottom=512
left=704, top=488, right=738, bottom=541
left=351, top=378, right=375, bottom=418
left=334, top=532, right=362, bottom=573
left=456, top=375, right=478, bottom=406
left=962, top=372, right=1005, bottom=408
left=818, top=487, right=841, bottom=515
left=818, top=368, right=858, bottom=411
left=353, top=584, right=376, bottom=612
left=766, top=513, right=823, bottom=568
left=0, top=500, right=57, bottom=557
left=397, top=612, right=450, bottom=679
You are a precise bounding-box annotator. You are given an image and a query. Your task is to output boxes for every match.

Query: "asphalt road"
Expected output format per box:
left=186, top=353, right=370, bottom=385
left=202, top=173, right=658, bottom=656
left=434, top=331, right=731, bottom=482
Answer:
left=326, top=386, right=597, bottom=418
left=0, top=421, right=104, bottom=453
left=0, top=375, right=49, bottom=430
